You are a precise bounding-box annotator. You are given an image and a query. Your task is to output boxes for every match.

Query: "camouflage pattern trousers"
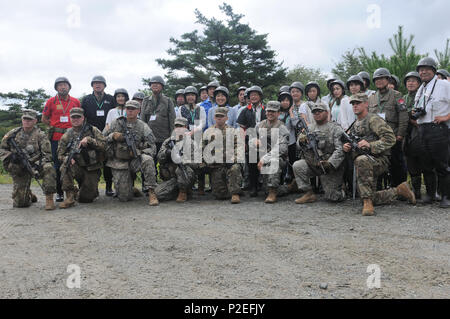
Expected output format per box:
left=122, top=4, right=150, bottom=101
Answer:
left=293, top=159, right=345, bottom=202
left=261, top=158, right=286, bottom=192
left=209, top=164, right=242, bottom=199
left=155, top=164, right=196, bottom=202
left=60, top=164, right=101, bottom=203
left=355, top=155, right=397, bottom=205
left=7, top=162, right=56, bottom=208
left=112, top=154, right=157, bottom=202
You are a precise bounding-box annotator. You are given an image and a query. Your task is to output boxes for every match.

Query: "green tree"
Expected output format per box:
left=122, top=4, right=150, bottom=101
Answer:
left=332, top=50, right=364, bottom=83
left=435, top=38, right=450, bottom=70
left=286, top=65, right=329, bottom=96
left=0, top=88, right=50, bottom=112
left=149, top=2, right=286, bottom=105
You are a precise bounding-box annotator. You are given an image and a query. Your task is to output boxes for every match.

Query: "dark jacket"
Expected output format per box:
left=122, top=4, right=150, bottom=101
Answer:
left=81, top=92, right=115, bottom=131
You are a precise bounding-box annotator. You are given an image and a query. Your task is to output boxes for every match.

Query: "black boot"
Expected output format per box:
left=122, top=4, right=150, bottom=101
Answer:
left=411, top=176, right=422, bottom=200
left=421, top=174, right=436, bottom=204
left=105, top=183, right=114, bottom=197
left=439, top=178, right=450, bottom=208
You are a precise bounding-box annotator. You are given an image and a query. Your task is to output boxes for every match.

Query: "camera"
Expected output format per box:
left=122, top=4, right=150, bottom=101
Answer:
left=410, top=107, right=427, bottom=120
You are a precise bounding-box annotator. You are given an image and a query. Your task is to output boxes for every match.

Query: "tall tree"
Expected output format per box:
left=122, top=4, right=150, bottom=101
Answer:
left=287, top=65, right=329, bottom=96
left=149, top=2, right=287, bottom=103
left=435, top=38, right=450, bottom=70
left=0, top=88, right=50, bottom=112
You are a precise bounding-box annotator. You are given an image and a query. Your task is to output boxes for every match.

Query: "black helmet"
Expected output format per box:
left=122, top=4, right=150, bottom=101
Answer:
left=184, top=86, right=198, bottom=96
left=305, top=81, right=321, bottom=97
left=207, top=81, right=220, bottom=90
left=54, top=77, right=72, bottom=90
left=114, top=88, right=129, bottom=101
left=214, top=86, right=230, bottom=104
left=279, top=85, right=290, bottom=95
left=247, top=85, right=263, bottom=98
left=91, top=75, right=106, bottom=87
left=326, top=76, right=336, bottom=89
left=372, top=68, right=392, bottom=82
left=132, top=92, right=145, bottom=100
left=358, top=71, right=371, bottom=88
left=390, top=75, right=400, bottom=89
left=289, top=81, right=305, bottom=94
left=403, top=71, right=421, bottom=86
left=199, top=86, right=207, bottom=93
left=149, top=75, right=165, bottom=86
left=346, top=75, right=365, bottom=90
left=278, top=91, right=293, bottom=107
left=416, top=57, right=438, bottom=72
left=330, top=79, right=346, bottom=94
left=437, top=69, right=450, bottom=78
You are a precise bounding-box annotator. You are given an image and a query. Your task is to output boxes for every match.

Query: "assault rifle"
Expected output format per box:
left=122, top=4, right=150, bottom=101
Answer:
left=296, top=117, right=326, bottom=174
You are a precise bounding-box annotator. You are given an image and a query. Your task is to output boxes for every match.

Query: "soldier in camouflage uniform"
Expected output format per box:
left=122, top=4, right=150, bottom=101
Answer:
left=57, top=108, right=106, bottom=208
left=103, top=100, right=159, bottom=205
left=293, top=102, right=346, bottom=204
left=203, top=107, right=243, bottom=204
left=156, top=117, right=197, bottom=202
left=343, top=93, right=416, bottom=216
left=250, top=101, right=290, bottom=203
left=369, top=68, right=409, bottom=188
left=0, top=110, right=56, bottom=210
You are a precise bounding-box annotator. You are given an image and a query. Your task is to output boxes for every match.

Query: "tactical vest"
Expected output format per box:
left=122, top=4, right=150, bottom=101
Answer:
left=66, top=126, right=104, bottom=168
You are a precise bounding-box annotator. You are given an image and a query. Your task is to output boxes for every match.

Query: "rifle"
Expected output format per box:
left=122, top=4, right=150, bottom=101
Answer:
left=296, top=117, right=326, bottom=174
left=7, top=130, right=44, bottom=191
left=167, top=138, right=189, bottom=181
left=63, top=121, right=90, bottom=176
left=120, top=117, right=142, bottom=172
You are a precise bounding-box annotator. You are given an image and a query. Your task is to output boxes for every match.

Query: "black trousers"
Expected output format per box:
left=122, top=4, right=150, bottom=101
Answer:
left=389, top=141, right=407, bottom=187
left=103, top=163, right=113, bottom=189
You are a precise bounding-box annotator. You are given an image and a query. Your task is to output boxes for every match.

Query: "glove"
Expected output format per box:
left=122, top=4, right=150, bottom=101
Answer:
left=298, top=133, right=307, bottom=144
left=112, top=132, right=125, bottom=142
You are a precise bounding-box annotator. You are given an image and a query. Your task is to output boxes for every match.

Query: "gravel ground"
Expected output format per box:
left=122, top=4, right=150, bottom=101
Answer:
left=0, top=184, right=449, bottom=299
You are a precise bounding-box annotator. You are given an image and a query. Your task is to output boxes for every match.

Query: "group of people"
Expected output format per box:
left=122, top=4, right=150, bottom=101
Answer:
left=1, top=57, right=449, bottom=216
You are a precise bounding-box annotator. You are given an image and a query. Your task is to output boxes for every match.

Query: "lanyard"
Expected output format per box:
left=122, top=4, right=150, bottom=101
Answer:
left=56, top=95, right=71, bottom=115
left=417, top=79, right=437, bottom=109
left=117, top=107, right=126, bottom=117
left=377, top=91, right=387, bottom=113
left=189, top=109, right=196, bottom=124
left=95, top=96, right=105, bottom=109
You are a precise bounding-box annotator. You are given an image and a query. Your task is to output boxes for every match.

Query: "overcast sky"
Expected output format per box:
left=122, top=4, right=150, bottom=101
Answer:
left=0, top=0, right=449, bottom=101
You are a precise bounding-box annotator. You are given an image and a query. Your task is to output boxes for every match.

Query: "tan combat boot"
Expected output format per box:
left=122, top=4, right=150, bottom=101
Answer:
left=176, top=190, right=187, bottom=203
left=59, top=191, right=75, bottom=209
left=231, top=194, right=240, bottom=204
left=295, top=190, right=317, bottom=204
left=396, top=182, right=416, bottom=205
left=30, top=191, right=38, bottom=203
left=45, top=194, right=56, bottom=211
left=288, top=180, right=298, bottom=194
left=149, top=189, right=159, bottom=206
left=362, top=199, right=375, bottom=216
left=264, top=189, right=277, bottom=204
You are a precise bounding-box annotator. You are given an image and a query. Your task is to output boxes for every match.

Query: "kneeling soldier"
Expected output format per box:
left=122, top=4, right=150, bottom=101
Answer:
left=343, top=93, right=416, bottom=216
left=58, top=108, right=106, bottom=208
left=293, top=102, right=346, bottom=204
left=156, top=117, right=197, bottom=203
left=203, top=107, right=243, bottom=203
left=0, top=110, right=56, bottom=210
left=103, top=100, right=159, bottom=205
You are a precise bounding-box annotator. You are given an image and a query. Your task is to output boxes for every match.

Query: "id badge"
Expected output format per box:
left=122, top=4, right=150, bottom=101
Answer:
left=379, top=113, right=386, bottom=120
left=60, top=116, right=69, bottom=123
left=150, top=115, right=157, bottom=121
left=97, top=110, right=105, bottom=117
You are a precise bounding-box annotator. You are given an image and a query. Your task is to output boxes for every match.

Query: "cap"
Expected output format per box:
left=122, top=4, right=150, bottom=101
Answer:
left=311, top=102, right=328, bottom=112
left=215, top=107, right=229, bottom=116
left=174, top=117, right=188, bottom=126
left=22, top=109, right=37, bottom=120
left=69, top=107, right=84, bottom=117
left=349, top=93, right=369, bottom=104
left=266, top=101, right=281, bottom=112
left=125, top=100, right=141, bottom=109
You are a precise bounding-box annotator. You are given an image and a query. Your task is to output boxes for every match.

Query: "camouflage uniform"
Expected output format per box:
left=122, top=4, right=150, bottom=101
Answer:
left=203, top=110, right=243, bottom=200
left=0, top=112, right=56, bottom=208
left=293, top=119, right=346, bottom=202
left=103, top=113, right=157, bottom=202
left=58, top=121, right=106, bottom=203
left=348, top=112, right=397, bottom=204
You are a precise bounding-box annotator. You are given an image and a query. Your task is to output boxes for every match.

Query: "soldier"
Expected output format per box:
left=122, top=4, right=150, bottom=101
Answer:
left=156, top=117, right=197, bottom=202
left=0, top=110, right=56, bottom=210
left=57, top=108, right=106, bottom=208
left=42, top=77, right=81, bottom=202
left=203, top=107, right=243, bottom=203
left=415, top=57, right=450, bottom=208
left=369, top=68, right=409, bottom=188
left=103, top=100, right=159, bottom=205
left=358, top=71, right=376, bottom=97
left=293, top=102, right=346, bottom=204
left=343, top=93, right=416, bottom=216
left=250, top=101, right=290, bottom=203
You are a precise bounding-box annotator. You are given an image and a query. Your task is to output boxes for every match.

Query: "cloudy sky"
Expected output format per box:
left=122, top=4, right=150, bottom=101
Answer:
left=0, top=0, right=449, bottom=101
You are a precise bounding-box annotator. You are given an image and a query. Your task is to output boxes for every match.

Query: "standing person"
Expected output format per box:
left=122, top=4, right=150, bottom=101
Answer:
left=81, top=75, right=115, bottom=196
left=0, top=110, right=56, bottom=210
left=231, top=86, right=247, bottom=128
left=104, top=100, right=159, bottom=205
left=105, top=88, right=129, bottom=131
left=299, top=81, right=329, bottom=125
left=200, top=81, right=219, bottom=128
left=328, top=80, right=355, bottom=131
left=415, top=57, right=450, bottom=208
left=369, top=68, right=409, bottom=188
left=347, top=75, right=365, bottom=96
left=237, top=85, right=266, bottom=197
left=141, top=75, right=176, bottom=171
left=322, top=77, right=336, bottom=106
left=42, top=77, right=80, bottom=202
left=58, top=108, right=106, bottom=208
left=343, top=93, right=416, bottom=216
left=388, top=75, right=400, bottom=91
left=358, top=71, right=376, bottom=97
left=207, top=86, right=236, bottom=128
left=174, top=89, right=185, bottom=117
left=132, top=92, right=145, bottom=109
left=198, top=86, right=209, bottom=105
left=436, top=69, right=450, bottom=81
